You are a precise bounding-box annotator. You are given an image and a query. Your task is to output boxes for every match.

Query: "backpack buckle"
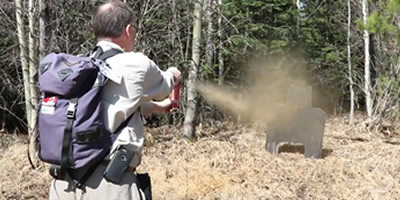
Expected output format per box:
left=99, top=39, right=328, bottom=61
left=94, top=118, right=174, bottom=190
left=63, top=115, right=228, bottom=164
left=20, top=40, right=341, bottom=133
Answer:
left=49, top=165, right=66, bottom=180
left=67, top=101, right=77, bottom=119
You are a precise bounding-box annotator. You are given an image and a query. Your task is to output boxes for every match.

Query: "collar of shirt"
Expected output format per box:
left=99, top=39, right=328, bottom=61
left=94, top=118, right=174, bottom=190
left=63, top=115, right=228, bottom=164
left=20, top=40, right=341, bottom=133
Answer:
left=96, top=40, right=125, bottom=52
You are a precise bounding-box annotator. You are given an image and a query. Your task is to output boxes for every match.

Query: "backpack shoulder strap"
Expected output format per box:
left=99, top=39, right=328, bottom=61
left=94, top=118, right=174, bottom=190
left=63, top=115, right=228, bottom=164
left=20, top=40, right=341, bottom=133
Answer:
left=113, top=111, right=136, bottom=134
left=98, top=48, right=123, bottom=60
left=91, top=47, right=124, bottom=84
left=92, top=46, right=123, bottom=61
left=93, top=46, right=135, bottom=134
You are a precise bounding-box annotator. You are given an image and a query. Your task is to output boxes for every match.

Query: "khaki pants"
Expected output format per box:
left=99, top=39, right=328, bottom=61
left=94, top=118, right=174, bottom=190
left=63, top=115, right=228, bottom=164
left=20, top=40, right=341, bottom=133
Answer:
left=49, top=164, right=145, bottom=200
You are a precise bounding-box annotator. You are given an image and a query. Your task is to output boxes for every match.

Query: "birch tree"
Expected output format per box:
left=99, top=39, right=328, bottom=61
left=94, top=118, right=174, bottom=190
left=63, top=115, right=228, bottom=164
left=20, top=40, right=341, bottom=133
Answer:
left=296, top=0, right=301, bottom=29
left=184, top=0, right=204, bottom=138
left=217, top=0, right=224, bottom=85
left=39, top=0, right=48, bottom=59
left=15, top=1, right=31, bottom=132
left=362, top=0, right=373, bottom=117
left=204, top=0, right=214, bottom=70
left=347, top=0, right=354, bottom=124
left=29, top=0, right=39, bottom=165
left=16, top=0, right=40, bottom=165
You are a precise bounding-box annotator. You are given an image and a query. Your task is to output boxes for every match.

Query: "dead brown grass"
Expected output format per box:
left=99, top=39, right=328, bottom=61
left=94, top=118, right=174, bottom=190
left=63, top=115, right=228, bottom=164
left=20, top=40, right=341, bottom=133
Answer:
left=139, top=116, right=400, bottom=200
left=0, top=142, right=51, bottom=200
left=1, top=116, right=400, bottom=200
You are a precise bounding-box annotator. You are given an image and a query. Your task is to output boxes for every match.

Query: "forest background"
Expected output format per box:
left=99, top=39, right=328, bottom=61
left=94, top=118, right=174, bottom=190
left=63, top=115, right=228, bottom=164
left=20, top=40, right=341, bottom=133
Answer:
left=1, top=0, right=400, bottom=164
left=2, top=0, right=400, bottom=199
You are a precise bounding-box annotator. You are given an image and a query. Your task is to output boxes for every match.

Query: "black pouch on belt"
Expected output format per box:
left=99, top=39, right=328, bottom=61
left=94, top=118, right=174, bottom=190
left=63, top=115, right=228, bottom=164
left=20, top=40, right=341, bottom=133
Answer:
left=137, top=173, right=152, bottom=200
left=103, top=146, right=134, bottom=184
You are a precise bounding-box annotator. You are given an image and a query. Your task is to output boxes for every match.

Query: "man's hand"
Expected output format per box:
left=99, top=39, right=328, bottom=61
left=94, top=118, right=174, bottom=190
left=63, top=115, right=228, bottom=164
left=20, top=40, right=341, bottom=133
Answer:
left=152, top=99, right=179, bottom=113
left=167, top=67, right=181, bottom=85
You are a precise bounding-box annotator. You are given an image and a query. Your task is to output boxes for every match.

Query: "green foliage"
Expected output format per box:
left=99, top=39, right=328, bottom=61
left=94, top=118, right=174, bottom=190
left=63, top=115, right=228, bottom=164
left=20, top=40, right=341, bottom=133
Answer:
left=387, top=0, right=400, bottom=14
left=220, top=0, right=357, bottom=112
left=222, top=0, right=299, bottom=85
left=223, top=0, right=298, bottom=54
left=364, top=12, right=395, bottom=33
left=299, top=1, right=351, bottom=93
left=363, top=0, right=400, bottom=40
left=362, top=0, right=400, bottom=121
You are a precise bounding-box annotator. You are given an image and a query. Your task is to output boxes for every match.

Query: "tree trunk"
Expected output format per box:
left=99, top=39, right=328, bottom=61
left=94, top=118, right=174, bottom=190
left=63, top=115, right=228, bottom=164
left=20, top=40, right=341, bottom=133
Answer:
left=217, top=0, right=224, bottom=85
left=362, top=0, right=373, bottom=117
left=39, top=0, right=47, bottom=59
left=37, top=0, right=48, bottom=166
left=28, top=0, right=39, bottom=166
left=348, top=0, right=354, bottom=124
left=205, top=0, right=214, bottom=71
left=184, top=0, right=203, bottom=138
left=16, top=0, right=37, bottom=165
left=16, top=0, right=31, bottom=128
left=296, top=0, right=301, bottom=29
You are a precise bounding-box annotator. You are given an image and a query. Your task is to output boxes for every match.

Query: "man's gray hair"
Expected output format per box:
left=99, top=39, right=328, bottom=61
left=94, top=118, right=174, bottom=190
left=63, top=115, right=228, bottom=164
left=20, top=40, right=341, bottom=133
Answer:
left=92, top=0, right=136, bottom=38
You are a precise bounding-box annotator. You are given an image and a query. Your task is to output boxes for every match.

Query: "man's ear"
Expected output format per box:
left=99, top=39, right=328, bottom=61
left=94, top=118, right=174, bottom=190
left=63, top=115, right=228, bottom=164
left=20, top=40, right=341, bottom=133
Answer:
left=124, top=25, right=130, bottom=38
left=126, top=24, right=134, bottom=39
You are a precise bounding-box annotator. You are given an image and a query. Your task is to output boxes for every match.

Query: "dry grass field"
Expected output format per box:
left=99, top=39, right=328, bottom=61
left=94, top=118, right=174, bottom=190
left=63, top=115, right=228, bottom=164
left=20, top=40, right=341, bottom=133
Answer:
left=1, top=115, right=400, bottom=200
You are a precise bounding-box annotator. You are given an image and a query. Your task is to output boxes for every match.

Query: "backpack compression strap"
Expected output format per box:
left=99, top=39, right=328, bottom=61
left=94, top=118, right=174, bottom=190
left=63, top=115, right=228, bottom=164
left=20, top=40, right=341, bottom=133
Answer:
left=62, top=98, right=78, bottom=168
left=48, top=98, right=78, bottom=182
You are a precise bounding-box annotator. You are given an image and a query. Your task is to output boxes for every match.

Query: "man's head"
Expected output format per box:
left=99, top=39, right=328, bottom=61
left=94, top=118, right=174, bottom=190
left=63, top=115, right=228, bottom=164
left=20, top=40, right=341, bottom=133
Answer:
left=92, top=0, right=137, bottom=51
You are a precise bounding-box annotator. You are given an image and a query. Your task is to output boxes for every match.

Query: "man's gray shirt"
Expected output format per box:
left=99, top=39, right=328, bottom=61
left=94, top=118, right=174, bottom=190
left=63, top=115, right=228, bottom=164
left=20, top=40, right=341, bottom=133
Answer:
left=98, top=41, right=174, bottom=167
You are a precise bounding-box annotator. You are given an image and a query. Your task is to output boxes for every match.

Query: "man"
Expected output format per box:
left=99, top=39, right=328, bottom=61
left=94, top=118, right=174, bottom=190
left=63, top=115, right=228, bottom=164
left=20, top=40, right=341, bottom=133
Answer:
left=49, top=1, right=181, bottom=199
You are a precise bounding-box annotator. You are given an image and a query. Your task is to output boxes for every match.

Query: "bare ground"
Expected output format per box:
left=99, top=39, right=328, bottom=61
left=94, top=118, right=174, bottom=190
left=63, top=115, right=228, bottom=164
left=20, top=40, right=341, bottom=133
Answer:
left=1, top=116, right=400, bottom=200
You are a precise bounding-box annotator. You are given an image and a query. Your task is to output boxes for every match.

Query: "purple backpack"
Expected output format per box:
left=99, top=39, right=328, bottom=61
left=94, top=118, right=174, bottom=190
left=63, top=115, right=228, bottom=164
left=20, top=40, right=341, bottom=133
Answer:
left=38, top=48, right=124, bottom=172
